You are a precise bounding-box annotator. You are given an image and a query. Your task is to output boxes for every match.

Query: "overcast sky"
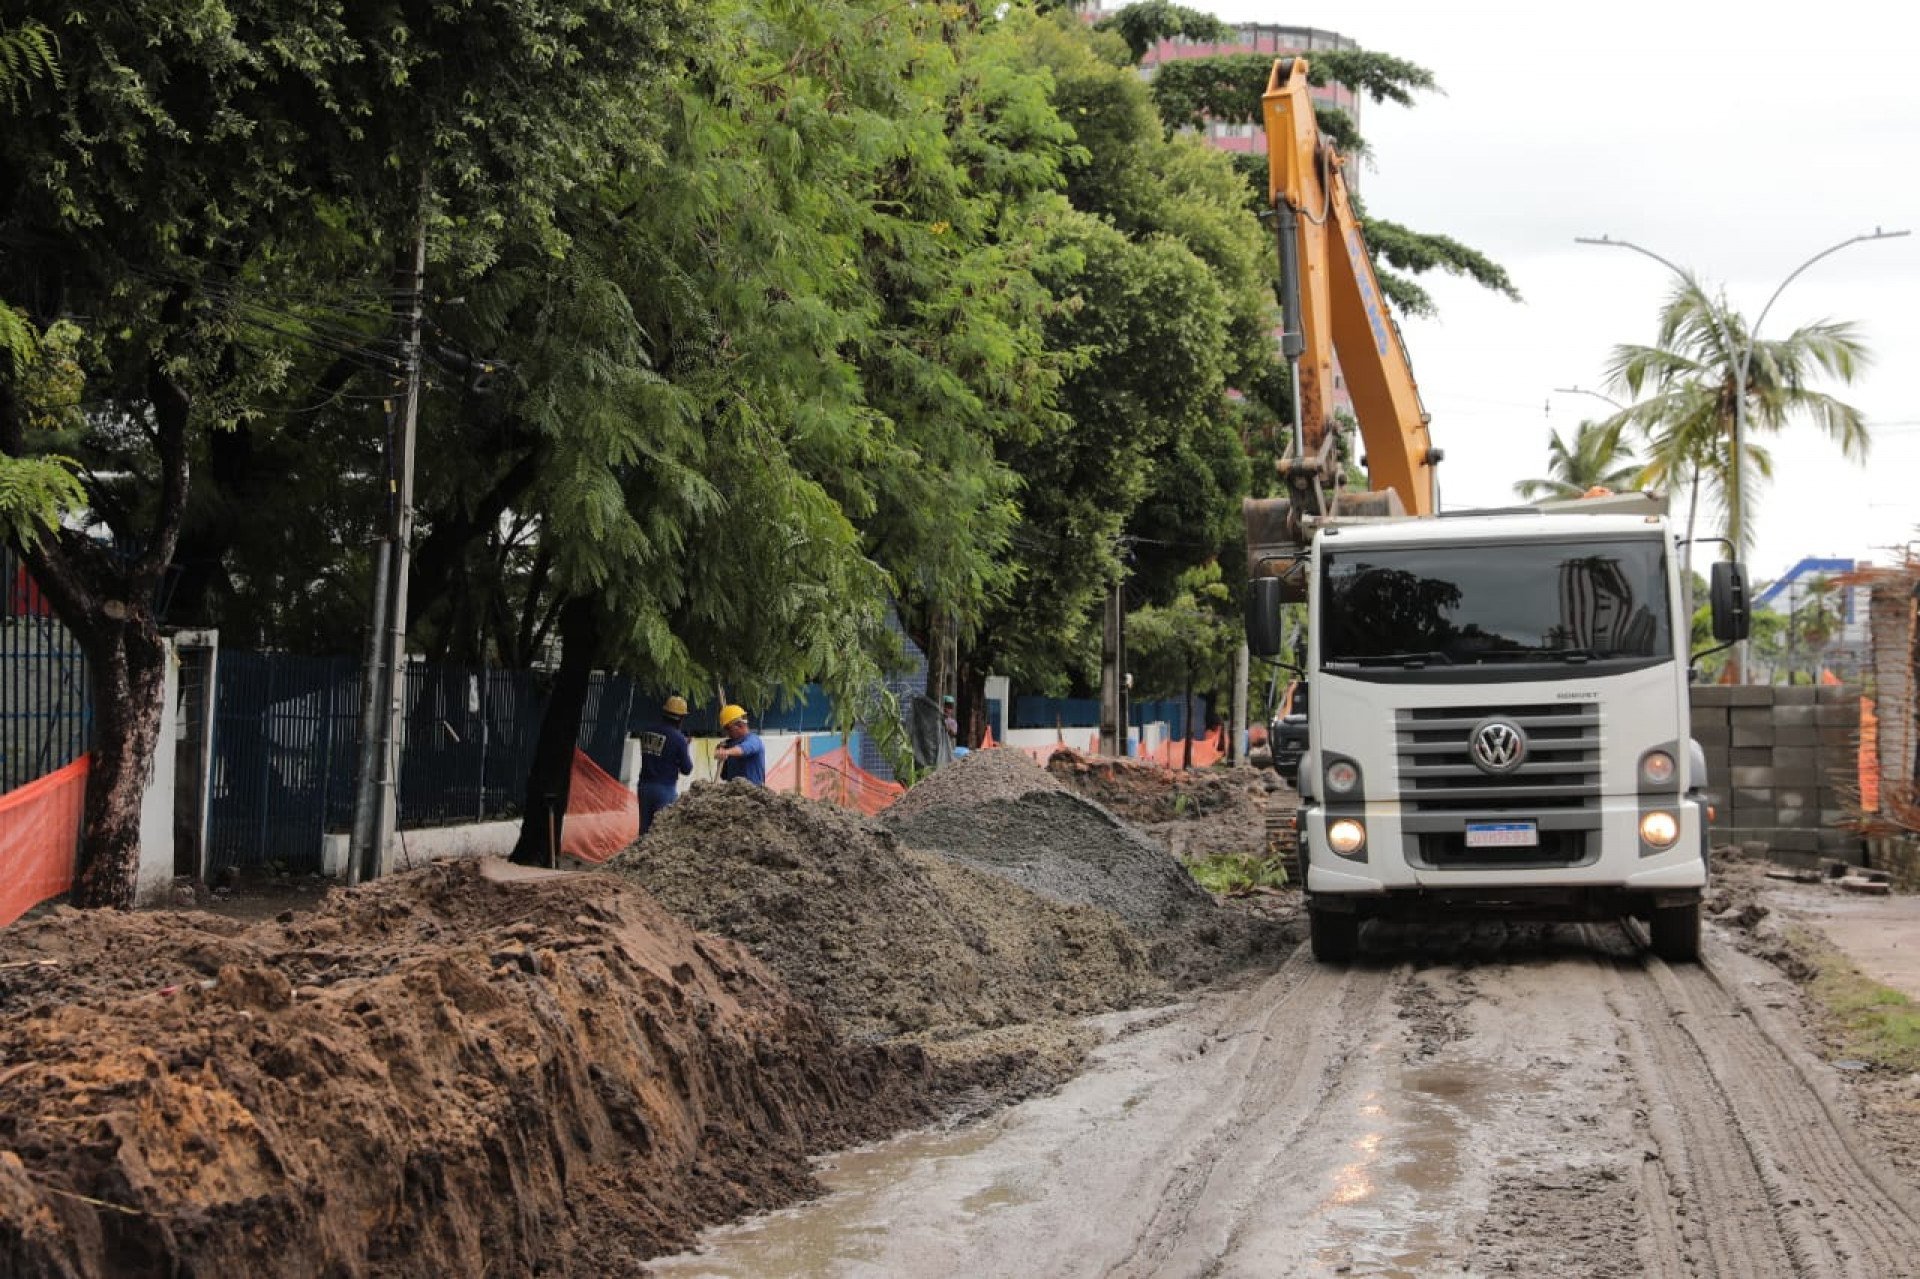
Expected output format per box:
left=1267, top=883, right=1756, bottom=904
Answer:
left=1200, top=0, right=1920, bottom=584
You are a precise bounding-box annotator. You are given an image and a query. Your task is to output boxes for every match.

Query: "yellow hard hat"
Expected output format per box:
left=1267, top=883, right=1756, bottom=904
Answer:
left=719, top=704, right=749, bottom=728
left=663, top=695, right=688, bottom=717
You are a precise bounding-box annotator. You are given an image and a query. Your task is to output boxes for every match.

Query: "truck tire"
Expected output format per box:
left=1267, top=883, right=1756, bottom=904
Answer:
left=1309, top=908, right=1359, bottom=963
left=1650, top=902, right=1700, bottom=963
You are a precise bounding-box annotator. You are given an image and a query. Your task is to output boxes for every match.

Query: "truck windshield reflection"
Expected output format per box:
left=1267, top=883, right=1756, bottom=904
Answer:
left=1321, top=539, right=1670, bottom=670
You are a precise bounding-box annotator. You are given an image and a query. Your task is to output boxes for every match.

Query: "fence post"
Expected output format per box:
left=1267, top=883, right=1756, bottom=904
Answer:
left=255, top=657, right=275, bottom=864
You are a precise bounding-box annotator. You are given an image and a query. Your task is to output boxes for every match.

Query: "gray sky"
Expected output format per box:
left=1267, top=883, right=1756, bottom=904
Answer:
left=1202, top=0, right=1920, bottom=583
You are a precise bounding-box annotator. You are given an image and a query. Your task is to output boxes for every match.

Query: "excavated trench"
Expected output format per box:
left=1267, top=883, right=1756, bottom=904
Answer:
left=0, top=748, right=1285, bottom=1276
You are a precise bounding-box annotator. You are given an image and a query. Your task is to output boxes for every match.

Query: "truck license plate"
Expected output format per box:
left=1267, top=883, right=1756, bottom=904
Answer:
left=1465, top=822, right=1538, bottom=849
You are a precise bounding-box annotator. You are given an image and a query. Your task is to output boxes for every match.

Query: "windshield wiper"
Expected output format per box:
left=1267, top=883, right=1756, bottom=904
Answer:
left=1329, top=651, right=1454, bottom=669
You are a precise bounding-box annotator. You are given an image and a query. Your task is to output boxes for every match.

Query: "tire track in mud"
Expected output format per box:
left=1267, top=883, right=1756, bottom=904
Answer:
left=1106, top=946, right=1397, bottom=1277
left=1602, top=924, right=1920, bottom=1278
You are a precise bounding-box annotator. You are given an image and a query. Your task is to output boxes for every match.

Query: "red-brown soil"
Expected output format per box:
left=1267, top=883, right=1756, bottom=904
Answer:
left=1043, top=750, right=1282, bottom=862
left=0, top=860, right=930, bottom=1278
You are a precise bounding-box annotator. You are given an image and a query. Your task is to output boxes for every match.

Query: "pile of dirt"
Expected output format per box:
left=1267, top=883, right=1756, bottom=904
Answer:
left=1044, top=750, right=1284, bottom=862
left=618, top=783, right=1161, bottom=1057
left=884, top=750, right=1291, bottom=984
left=0, top=860, right=929, bottom=1278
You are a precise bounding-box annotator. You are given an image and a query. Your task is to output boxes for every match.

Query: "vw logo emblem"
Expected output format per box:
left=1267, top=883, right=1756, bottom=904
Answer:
left=1469, top=719, right=1527, bottom=774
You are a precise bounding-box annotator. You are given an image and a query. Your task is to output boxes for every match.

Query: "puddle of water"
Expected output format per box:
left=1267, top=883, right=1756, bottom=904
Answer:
left=1312, top=1065, right=1499, bottom=1276
left=648, top=1119, right=1022, bottom=1277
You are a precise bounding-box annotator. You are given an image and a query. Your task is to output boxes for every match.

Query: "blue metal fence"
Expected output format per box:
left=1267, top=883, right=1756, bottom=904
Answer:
left=1, top=550, right=91, bottom=794
left=207, top=655, right=637, bottom=875
left=209, top=654, right=356, bottom=874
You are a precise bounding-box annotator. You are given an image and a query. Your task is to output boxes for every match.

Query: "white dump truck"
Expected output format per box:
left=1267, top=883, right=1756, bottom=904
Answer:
left=1247, top=498, right=1751, bottom=962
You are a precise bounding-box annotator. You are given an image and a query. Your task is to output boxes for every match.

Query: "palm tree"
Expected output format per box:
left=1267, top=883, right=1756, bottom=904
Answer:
left=1602, top=273, right=1871, bottom=560
left=1512, top=418, right=1640, bottom=501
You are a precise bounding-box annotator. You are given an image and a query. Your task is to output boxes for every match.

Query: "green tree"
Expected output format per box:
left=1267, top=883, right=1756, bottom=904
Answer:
left=1511, top=418, right=1640, bottom=501
left=1604, top=273, right=1871, bottom=559
left=0, top=0, right=701, bottom=905
left=1125, top=562, right=1238, bottom=765
left=0, top=23, right=74, bottom=546
left=963, top=12, right=1266, bottom=695
left=0, top=19, right=58, bottom=105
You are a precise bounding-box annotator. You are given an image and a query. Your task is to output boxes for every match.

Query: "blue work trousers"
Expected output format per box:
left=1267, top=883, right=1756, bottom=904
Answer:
left=639, top=781, right=680, bottom=834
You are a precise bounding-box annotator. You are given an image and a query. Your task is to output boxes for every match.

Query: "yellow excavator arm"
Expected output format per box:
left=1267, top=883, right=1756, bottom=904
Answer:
left=1247, top=58, right=1439, bottom=585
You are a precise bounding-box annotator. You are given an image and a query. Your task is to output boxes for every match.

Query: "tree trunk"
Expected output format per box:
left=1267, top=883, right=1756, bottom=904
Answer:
left=955, top=653, right=984, bottom=750
left=1182, top=667, right=1194, bottom=770
left=509, top=594, right=601, bottom=867
left=73, top=621, right=169, bottom=906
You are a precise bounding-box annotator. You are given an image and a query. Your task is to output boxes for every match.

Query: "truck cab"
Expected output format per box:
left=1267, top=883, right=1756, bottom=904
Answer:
left=1258, top=506, right=1743, bottom=963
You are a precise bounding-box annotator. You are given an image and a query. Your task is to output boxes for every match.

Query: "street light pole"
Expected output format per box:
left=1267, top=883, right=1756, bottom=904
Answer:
left=1576, top=229, right=1908, bottom=554
left=1552, top=385, right=1625, bottom=412
left=1576, top=229, right=1909, bottom=680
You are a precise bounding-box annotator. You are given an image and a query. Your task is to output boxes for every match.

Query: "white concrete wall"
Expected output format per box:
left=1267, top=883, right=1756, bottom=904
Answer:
left=322, top=820, right=523, bottom=876
left=1000, top=726, right=1100, bottom=758
left=134, top=640, right=180, bottom=906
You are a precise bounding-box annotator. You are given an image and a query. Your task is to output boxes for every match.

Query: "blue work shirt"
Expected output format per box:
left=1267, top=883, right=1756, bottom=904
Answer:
left=636, top=722, right=693, bottom=785
left=720, top=731, right=766, bottom=785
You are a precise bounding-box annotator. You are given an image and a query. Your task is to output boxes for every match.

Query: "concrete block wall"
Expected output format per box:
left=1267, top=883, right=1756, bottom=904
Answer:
left=1691, top=683, right=1863, bottom=864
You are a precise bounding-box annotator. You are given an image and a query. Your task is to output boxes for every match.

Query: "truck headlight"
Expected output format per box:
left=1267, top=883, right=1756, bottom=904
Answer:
left=1639, top=811, right=1679, bottom=847
left=1328, top=818, right=1366, bottom=856
left=1326, top=760, right=1359, bottom=794
left=1640, top=750, right=1676, bottom=787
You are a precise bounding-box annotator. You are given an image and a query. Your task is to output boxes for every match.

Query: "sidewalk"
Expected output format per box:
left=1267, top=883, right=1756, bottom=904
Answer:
left=1757, top=876, right=1920, bottom=1003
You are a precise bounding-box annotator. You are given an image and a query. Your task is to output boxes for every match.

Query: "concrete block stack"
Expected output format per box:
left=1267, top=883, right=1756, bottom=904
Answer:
left=1689, top=684, right=1863, bottom=865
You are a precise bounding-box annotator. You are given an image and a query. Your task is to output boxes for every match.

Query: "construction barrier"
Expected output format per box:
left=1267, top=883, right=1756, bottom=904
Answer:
left=562, top=748, right=639, bottom=865
left=766, top=736, right=807, bottom=793
left=808, top=745, right=905, bottom=815
left=1862, top=697, right=1881, bottom=813
left=0, top=754, right=87, bottom=927
left=1139, top=725, right=1227, bottom=769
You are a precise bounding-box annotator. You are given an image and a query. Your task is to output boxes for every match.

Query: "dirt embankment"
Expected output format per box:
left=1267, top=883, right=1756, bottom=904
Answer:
left=1, top=748, right=1295, bottom=1277
left=0, top=861, right=929, bottom=1278
left=1043, top=749, right=1283, bottom=863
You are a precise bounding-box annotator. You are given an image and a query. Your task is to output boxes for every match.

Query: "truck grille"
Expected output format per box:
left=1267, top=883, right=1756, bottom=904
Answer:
left=1395, top=703, right=1600, bottom=813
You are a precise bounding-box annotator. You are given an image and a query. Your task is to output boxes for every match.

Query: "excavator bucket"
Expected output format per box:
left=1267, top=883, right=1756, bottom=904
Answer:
left=1244, top=496, right=1308, bottom=601
left=1245, top=488, right=1408, bottom=603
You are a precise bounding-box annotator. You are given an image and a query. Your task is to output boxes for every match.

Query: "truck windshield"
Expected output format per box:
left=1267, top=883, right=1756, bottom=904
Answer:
left=1321, top=537, right=1671, bottom=671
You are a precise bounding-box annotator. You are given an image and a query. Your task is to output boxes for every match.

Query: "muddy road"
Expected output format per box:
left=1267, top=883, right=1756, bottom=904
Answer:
left=654, top=920, right=1920, bottom=1278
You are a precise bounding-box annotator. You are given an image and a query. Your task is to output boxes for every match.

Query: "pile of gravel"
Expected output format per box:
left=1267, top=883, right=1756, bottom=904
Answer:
left=885, top=751, right=1290, bottom=983
left=883, top=747, right=1067, bottom=822
left=614, top=782, right=1161, bottom=1045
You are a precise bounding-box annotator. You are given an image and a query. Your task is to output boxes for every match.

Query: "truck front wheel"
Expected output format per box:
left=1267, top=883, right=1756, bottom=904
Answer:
left=1649, top=902, right=1700, bottom=963
left=1309, top=908, right=1359, bottom=963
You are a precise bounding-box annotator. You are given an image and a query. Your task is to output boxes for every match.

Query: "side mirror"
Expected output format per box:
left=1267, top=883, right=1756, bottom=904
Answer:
left=1246, top=577, right=1285, bottom=656
left=1709, top=561, right=1750, bottom=642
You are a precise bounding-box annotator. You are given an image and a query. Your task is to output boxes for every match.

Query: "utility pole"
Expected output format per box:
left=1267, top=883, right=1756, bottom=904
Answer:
left=1100, top=578, right=1125, bottom=757
left=1231, top=642, right=1249, bottom=766
left=349, top=180, right=429, bottom=883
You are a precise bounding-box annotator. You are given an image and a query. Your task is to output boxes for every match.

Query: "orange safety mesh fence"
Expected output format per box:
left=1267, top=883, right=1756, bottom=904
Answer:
left=562, top=748, right=639, bottom=865
left=1, top=755, right=87, bottom=927
left=766, top=737, right=808, bottom=793
left=1139, top=725, right=1226, bottom=769
left=808, top=745, right=905, bottom=815
left=1861, top=697, right=1881, bottom=813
